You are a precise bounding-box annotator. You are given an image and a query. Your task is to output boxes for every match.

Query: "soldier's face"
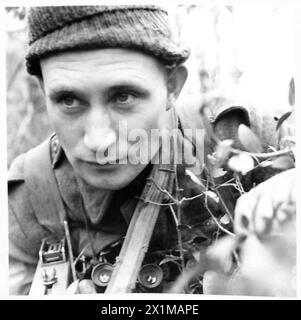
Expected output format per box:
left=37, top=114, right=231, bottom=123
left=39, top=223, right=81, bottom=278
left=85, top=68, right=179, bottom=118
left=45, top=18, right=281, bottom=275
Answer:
left=40, top=49, right=182, bottom=189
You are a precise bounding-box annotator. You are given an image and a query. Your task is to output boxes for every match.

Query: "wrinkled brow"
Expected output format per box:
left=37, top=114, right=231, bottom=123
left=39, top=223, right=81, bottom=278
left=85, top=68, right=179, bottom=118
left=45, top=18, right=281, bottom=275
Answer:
left=47, top=81, right=150, bottom=100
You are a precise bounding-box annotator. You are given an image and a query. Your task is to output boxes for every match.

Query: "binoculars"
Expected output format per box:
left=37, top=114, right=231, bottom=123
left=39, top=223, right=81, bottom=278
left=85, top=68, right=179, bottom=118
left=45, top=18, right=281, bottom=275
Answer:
left=30, top=236, right=202, bottom=294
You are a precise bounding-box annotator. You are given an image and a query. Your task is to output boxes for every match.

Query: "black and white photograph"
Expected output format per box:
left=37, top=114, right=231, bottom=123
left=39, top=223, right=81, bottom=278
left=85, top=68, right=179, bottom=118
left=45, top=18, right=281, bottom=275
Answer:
left=2, top=1, right=299, bottom=300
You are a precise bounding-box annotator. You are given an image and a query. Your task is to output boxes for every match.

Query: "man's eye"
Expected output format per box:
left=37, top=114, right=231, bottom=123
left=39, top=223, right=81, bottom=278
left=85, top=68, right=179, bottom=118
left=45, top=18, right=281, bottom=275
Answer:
left=56, top=95, right=81, bottom=109
left=63, top=96, right=75, bottom=106
left=117, top=94, right=129, bottom=103
left=114, top=93, right=136, bottom=104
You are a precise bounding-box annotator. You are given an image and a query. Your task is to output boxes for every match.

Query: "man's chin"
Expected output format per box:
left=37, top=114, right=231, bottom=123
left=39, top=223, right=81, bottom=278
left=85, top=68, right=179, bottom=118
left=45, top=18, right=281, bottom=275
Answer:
left=78, top=173, right=130, bottom=190
left=74, top=162, right=141, bottom=190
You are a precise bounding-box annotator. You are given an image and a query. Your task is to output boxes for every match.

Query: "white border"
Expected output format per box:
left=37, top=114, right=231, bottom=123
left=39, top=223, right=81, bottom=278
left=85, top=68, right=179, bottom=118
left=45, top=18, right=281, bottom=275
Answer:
left=1, top=0, right=300, bottom=301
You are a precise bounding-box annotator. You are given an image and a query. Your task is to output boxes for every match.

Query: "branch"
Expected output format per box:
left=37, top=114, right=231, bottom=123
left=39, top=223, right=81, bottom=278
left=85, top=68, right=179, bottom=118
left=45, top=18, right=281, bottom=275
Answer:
left=173, top=164, right=186, bottom=278
left=204, top=191, right=235, bottom=237
left=231, top=148, right=294, bottom=160
left=180, top=193, right=204, bottom=203
left=206, top=175, right=234, bottom=224
left=147, top=177, right=176, bottom=203
left=135, top=197, right=176, bottom=207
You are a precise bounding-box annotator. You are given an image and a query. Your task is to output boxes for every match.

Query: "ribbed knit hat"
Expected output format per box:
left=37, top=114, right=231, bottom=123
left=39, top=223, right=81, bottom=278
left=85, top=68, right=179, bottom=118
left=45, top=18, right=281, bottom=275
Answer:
left=26, top=5, right=190, bottom=76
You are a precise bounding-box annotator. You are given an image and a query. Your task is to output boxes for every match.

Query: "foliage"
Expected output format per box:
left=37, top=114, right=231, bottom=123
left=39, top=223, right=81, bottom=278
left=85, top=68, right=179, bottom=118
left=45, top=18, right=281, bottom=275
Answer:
left=167, top=85, right=296, bottom=296
left=6, top=7, right=26, bottom=20
left=6, top=8, right=52, bottom=167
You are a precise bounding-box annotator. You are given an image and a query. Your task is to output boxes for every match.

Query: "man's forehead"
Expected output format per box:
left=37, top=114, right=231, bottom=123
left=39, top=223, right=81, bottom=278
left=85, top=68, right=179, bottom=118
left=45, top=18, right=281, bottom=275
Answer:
left=40, top=48, right=167, bottom=93
left=40, top=48, right=165, bottom=74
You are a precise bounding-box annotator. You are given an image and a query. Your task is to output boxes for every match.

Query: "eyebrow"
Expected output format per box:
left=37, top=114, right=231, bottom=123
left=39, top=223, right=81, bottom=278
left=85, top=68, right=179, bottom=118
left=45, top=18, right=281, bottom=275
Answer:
left=47, top=86, right=87, bottom=101
left=47, top=81, right=150, bottom=100
left=107, top=84, right=149, bottom=96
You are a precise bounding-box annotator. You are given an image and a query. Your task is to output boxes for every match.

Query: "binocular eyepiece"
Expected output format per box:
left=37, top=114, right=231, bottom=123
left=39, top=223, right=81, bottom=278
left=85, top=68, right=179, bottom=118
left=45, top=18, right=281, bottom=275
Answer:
left=91, top=262, right=114, bottom=292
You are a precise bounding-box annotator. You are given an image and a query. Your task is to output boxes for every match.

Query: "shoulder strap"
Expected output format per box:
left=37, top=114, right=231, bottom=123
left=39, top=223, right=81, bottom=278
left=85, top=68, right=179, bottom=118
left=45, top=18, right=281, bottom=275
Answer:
left=24, top=136, right=66, bottom=237
left=7, top=154, right=26, bottom=183
left=106, top=108, right=178, bottom=293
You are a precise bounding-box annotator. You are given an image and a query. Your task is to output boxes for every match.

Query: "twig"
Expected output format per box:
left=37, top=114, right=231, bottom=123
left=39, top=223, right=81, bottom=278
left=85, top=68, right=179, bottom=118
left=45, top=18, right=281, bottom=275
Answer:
left=231, top=148, right=294, bottom=160
left=234, top=175, right=245, bottom=195
left=215, top=183, right=238, bottom=190
left=173, top=164, right=186, bottom=284
left=136, top=197, right=176, bottom=207
left=73, top=244, right=89, bottom=268
left=206, top=176, right=234, bottom=224
left=147, top=177, right=176, bottom=203
left=169, top=204, right=179, bottom=226
left=215, top=177, right=236, bottom=187
left=180, top=193, right=204, bottom=203
left=204, top=192, right=235, bottom=237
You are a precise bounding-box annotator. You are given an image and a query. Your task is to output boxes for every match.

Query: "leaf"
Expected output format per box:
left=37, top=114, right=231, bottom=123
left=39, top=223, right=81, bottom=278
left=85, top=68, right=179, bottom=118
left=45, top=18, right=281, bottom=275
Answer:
left=271, top=156, right=295, bottom=170
left=192, top=236, right=208, bottom=244
left=260, top=160, right=273, bottom=167
left=290, top=147, right=296, bottom=159
left=207, top=236, right=238, bottom=274
left=212, top=167, right=227, bottom=178
left=214, top=139, right=233, bottom=166
left=220, top=214, right=231, bottom=225
left=207, top=154, right=217, bottom=166
left=240, top=215, right=250, bottom=229
left=185, top=169, right=203, bottom=186
left=192, top=246, right=207, bottom=262
left=238, top=124, right=262, bottom=153
left=204, top=191, right=219, bottom=203
left=288, top=77, right=295, bottom=106
left=259, top=217, right=274, bottom=236
left=281, top=136, right=296, bottom=144
left=228, top=153, right=254, bottom=175
left=177, top=224, right=192, bottom=231
left=276, top=111, right=292, bottom=131
left=267, top=145, right=278, bottom=153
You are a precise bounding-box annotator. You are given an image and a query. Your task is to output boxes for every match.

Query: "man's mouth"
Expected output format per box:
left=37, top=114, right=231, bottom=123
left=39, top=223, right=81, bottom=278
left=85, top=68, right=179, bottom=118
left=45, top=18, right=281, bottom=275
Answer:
left=97, top=157, right=127, bottom=165
left=83, top=158, right=126, bottom=167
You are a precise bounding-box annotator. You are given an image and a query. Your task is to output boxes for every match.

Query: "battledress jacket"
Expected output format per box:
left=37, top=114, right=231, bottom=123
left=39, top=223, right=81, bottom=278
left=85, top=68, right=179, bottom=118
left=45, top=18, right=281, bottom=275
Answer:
left=8, top=103, right=288, bottom=295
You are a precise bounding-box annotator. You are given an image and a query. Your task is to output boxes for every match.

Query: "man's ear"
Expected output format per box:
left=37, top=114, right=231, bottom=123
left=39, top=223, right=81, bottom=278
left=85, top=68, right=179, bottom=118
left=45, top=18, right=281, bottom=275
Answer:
left=166, top=65, right=188, bottom=110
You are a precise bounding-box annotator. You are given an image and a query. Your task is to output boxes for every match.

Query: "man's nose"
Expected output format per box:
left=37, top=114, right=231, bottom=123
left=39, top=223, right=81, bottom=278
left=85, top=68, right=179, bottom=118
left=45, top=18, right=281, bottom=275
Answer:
left=83, top=108, right=116, bottom=152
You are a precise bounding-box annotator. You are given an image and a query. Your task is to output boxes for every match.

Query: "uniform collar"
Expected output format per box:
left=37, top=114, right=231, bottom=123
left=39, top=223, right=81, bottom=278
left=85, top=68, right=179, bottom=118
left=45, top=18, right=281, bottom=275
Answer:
left=50, top=133, right=152, bottom=226
left=50, top=133, right=64, bottom=169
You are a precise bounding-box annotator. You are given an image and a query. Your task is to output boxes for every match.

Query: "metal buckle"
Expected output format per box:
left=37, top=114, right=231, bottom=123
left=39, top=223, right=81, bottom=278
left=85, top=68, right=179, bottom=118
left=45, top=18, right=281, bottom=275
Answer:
left=39, top=237, right=67, bottom=265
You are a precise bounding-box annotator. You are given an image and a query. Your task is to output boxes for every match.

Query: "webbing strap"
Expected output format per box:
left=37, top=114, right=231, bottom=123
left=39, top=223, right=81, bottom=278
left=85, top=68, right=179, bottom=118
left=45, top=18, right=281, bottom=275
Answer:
left=106, top=108, right=178, bottom=293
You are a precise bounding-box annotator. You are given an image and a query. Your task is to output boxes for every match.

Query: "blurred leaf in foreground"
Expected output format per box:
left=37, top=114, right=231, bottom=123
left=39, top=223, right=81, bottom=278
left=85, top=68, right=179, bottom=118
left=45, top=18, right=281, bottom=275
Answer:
left=276, top=111, right=292, bottom=131
left=271, top=156, right=295, bottom=170
left=238, top=124, right=262, bottom=153
left=288, top=77, right=295, bottom=106
left=228, top=153, right=254, bottom=175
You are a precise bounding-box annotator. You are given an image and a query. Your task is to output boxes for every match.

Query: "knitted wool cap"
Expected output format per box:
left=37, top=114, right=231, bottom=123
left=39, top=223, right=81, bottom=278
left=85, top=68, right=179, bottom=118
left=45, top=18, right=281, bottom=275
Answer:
left=26, top=5, right=190, bottom=76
